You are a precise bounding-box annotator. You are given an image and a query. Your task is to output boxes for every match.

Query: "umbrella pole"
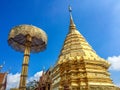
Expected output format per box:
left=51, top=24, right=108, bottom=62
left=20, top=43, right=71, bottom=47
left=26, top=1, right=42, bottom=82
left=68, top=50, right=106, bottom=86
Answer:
left=19, top=35, right=31, bottom=90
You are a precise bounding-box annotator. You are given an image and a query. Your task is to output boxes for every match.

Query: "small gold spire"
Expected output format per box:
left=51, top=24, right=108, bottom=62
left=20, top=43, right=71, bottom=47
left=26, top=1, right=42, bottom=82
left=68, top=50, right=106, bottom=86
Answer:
left=68, top=5, right=76, bottom=32
left=0, top=61, right=5, bottom=72
left=43, top=66, right=45, bottom=72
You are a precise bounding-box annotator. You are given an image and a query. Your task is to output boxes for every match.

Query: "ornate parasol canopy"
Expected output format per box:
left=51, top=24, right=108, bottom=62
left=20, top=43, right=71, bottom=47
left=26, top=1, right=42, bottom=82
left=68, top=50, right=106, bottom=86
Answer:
left=8, top=25, right=47, bottom=53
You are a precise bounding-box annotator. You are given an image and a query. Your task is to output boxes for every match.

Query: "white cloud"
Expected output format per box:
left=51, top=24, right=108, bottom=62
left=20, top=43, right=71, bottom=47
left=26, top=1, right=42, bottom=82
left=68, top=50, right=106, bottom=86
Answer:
left=28, top=71, right=43, bottom=82
left=107, top=56, right=120, bottom=71
left=6, top=71, right=43, bottom=90
left=7, top=73, right=20, bottom=90
left=116, top=83, right=120, bottom=87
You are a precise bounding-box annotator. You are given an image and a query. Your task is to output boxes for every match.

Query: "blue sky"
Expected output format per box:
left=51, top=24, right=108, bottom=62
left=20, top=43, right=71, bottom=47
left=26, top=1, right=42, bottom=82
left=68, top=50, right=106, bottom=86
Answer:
left=0, top=0, right=120, bottom=89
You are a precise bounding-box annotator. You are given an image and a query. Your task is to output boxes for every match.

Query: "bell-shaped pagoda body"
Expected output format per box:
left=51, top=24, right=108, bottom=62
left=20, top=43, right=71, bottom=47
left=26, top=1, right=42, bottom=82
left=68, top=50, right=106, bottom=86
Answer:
left=51, top=7, right=119, bottom=90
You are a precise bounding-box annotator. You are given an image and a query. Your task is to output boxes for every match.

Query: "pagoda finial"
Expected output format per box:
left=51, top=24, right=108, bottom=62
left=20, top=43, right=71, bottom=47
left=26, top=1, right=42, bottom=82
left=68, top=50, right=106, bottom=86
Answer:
left=69, top=5, right=72, bottom=12
left=68, top=5, right=76, bottom=32
left=0, top=61, right=5, bottom=72
left=43, top=66, right=45, bottom=73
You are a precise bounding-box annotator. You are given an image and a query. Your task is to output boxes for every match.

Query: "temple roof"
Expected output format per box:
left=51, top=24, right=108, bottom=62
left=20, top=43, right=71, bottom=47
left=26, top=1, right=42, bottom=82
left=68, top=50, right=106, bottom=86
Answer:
left=57, top=6, right=109, bottom=65
left=0, top=73, right=7, bottom=85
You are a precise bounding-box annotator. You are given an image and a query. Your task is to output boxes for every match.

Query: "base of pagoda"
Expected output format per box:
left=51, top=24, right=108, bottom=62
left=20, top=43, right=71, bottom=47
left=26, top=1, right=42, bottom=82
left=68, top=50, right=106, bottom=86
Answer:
left=88, top=85, right=120, bottom=90
left=72, top=85, right=120, bottom=90
left=58, top=85, right=120, bottom=90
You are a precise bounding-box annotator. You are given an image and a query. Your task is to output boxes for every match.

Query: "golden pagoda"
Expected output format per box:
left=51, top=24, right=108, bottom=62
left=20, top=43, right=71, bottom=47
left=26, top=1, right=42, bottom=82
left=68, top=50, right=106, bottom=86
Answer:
left=51, top=6, right=119, bottom=90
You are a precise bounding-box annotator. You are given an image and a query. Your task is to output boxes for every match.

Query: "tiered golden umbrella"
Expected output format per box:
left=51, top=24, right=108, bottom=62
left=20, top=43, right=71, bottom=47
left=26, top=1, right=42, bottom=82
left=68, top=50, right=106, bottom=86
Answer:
left=8, top=25, right=47, bottom=90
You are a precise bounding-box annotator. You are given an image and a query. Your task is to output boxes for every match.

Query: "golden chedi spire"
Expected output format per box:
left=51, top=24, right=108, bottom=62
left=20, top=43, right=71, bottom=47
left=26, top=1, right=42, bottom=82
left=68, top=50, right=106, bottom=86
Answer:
left=69, top=6, right=76, bottom=31
left=57, top=6, right=104, bottom=65
left=51, top=6, right=119, bottom=90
